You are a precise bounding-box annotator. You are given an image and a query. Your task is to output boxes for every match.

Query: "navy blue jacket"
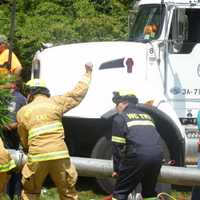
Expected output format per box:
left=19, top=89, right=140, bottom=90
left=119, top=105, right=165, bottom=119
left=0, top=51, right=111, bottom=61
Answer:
left=3, top=89, right=26, bottom=149
left=111, top=103, right=163, bottom=172
left=8, top=90, right=27, bottom=123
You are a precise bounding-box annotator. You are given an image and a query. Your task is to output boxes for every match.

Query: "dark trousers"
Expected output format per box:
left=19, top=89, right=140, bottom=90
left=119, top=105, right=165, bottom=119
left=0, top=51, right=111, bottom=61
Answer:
left=192, top=186, right=200, bottom=200
left=191, top=158, right=200, bottom=200
left=7, top=173, right=21, bottom=200
left=3, top=129, right=21, bottom=199
left=112, top=152, right=162, bottom=200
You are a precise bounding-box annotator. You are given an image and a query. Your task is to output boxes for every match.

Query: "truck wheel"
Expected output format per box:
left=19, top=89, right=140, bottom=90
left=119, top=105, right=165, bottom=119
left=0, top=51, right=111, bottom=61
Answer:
left=91, top=136, right=115, bottom=194
left=91, top=136, right=171, bottom=194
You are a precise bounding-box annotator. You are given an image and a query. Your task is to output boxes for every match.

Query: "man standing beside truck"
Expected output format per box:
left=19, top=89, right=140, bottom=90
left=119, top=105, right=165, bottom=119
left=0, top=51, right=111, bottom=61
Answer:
left=0, top=35, right=22, bottom=77
left=0, top=33, right=24, bottom=199
left=17, top=62, right=93, bottom=200
left=111, top=90, right=163, bottom=200
left=3, top=78, right=26, bottom=200
left=0, top=33, right=23, bottom=198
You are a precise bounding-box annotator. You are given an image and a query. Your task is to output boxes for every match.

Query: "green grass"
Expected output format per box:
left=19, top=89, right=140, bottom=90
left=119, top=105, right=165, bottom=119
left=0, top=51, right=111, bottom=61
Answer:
left=32, top=188, right=193, bottom=200
left=40, top=189, right=192, bottom=200
left=1, top=178, right=193, bottom=200
left=2, top=177, right=106, bottom=200
left=1, top=190, right=192, bottom=200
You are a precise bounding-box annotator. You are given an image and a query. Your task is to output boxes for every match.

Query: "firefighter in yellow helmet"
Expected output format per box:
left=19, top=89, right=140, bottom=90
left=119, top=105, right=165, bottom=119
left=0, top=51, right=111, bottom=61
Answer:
left=111, top=90, right=163, bottom=200
left=0, top=138, right=16, bottom=198
left=16, top=62, right=93, bottom=200
left=0, top=35, right=22, bottom=76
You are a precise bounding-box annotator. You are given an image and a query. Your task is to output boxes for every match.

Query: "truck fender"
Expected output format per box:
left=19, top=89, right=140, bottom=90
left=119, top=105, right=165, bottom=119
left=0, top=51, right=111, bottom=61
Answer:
left=101, top=108, right=117, bottom=120
left=136, top=103, right=185, bottom=166
left=100, top=103, right=185, bottom=166
left=93, top=104, right=185, bottom=193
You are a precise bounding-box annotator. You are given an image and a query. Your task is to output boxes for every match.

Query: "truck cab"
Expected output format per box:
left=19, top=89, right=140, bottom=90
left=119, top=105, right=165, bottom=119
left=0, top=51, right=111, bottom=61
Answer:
left=129, top=0, right=200, bottom=165
left=32, top=0, right=200, bottom=193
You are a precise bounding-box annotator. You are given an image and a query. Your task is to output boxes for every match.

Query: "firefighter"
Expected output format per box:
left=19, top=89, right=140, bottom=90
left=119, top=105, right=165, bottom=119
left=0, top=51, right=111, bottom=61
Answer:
left=16, top=62, right=93, bottom=200
left=111, top=90, right=163, bottom=200
left=0, top=137, right=16, bottom=198
left=0, top=34, right=22, bottom=76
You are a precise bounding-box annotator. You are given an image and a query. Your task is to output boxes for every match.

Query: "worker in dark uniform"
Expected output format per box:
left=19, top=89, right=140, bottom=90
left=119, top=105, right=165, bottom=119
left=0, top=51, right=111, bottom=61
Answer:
left=111, top=90, right=163, bottom=200
left=191, top=110, right=200, bottom=200
left=3, top=79, right=26, bottom=200
left=3, top=79, right=26, bottom=149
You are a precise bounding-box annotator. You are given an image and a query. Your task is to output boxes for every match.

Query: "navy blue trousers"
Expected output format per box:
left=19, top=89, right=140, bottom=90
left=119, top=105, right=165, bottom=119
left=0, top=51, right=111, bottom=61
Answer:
left=112, top=152, right=162, bottom=200
left=192, top=186, right=200, bottom=200
left=7, top=173, right=21, bottom=200
left=191, top=158, right=200, bottom=200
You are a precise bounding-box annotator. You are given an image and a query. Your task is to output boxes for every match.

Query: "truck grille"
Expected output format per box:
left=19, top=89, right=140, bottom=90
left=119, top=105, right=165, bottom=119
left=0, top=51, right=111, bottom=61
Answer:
left=185, top=126, right=200, bottom=139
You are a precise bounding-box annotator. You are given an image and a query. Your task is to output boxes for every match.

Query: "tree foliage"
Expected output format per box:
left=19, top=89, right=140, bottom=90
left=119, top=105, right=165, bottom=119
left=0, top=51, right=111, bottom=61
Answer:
left=0, top=75, right=13, bottom=137
left=0, top=0, right=135, bottom=80
left=0, top=0, right=136, bottom=137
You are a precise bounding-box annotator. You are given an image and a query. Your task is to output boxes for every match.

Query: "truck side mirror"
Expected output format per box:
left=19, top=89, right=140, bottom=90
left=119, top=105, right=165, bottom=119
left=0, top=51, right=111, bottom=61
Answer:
left=168, top=9, right=188, bottom=53
left=173, top=35, right=184, bottom=53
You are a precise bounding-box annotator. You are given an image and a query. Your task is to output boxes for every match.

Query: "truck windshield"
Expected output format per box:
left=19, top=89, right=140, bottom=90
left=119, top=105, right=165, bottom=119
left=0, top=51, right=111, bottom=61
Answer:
left=129, top=4, right=165, bottom=41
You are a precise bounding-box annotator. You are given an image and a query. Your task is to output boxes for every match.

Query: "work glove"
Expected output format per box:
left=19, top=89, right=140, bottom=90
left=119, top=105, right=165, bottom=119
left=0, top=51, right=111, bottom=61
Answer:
left=85, top=62, right=93, bottom=73
left=112, top=171, right=119, bottom=178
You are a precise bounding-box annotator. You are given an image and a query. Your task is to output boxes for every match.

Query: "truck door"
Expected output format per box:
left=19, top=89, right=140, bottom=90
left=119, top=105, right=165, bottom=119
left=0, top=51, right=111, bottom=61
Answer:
left=166, top=7, right=200, bottom=118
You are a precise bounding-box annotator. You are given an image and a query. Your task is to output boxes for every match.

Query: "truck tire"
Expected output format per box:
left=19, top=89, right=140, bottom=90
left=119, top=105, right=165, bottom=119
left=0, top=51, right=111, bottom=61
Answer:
left=91, top=136, right=171, bottom=194
left=91, top=136, right=115, bottom=194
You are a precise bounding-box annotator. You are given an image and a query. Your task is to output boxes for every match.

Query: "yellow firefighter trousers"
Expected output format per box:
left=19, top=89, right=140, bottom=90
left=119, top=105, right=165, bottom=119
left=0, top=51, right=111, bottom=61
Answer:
left=21, top=158, right=78, bottom=200
left=0, top=173, right=10, bottom=199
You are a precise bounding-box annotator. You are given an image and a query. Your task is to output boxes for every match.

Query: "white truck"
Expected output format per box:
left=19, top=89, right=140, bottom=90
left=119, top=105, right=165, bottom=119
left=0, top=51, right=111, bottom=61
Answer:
left=31, top=0, right=200, bottom=193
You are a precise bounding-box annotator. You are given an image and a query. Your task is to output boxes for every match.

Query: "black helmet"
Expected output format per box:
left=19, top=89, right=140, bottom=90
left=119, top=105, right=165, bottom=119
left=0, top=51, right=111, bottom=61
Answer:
left=25, top=79, right=50, bottom=97
left=112, top=90, right=138, bottom=104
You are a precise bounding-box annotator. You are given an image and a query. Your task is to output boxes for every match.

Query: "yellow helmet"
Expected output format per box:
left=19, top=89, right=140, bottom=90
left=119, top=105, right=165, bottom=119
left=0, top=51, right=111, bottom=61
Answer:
left=25, top=79, right=50, bottom=97
left=26, top=79, right=47, bottom=88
